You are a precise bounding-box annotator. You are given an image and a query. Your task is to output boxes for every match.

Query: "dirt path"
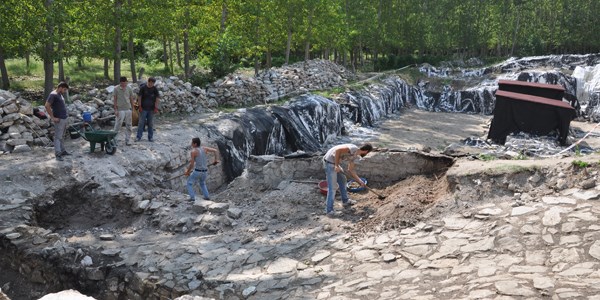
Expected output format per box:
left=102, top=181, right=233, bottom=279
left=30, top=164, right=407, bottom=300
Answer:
left=369, top=108, right=490, bottom=151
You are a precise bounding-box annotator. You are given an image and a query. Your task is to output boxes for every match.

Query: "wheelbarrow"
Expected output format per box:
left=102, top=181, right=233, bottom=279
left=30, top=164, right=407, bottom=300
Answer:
left=73, top=123, right=118, bottom=155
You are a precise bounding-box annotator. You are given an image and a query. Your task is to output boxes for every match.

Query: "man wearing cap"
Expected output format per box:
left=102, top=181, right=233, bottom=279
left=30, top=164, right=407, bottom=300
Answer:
left=44, top=82, right=70, bottom=161
left=113, top=76, right=135, bottom=146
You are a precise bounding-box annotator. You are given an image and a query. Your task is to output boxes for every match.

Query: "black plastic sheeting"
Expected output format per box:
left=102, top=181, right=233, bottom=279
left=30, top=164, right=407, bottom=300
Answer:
left=207, top=95, right=343, bottom=181
left=202, top=57, right=593, bottom=182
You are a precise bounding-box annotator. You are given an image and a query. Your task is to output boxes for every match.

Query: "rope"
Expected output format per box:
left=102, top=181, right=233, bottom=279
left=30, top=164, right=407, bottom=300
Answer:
left=537, top=120, right=600, bottom=158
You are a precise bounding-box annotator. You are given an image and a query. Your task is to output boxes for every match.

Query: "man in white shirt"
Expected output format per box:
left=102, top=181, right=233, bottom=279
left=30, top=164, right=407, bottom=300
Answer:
left=322, top=143, right=372, bottom=217
left=113, top=76, right=136, bottom=146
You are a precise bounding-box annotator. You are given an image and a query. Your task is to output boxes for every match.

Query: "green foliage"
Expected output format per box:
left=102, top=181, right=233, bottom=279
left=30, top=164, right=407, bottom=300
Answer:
left=312, top=86, right=345, bottom=99
left=572, top=160, right=590, bottom=168
left=189, top=71, right=217, bottom=88
left=512, top=152, right=528, bottom=160
left=208, top=34, right=240, bottom=79
left=4, top=0, right=600, bottom=91
left=477, top=153, right=496, bottom=161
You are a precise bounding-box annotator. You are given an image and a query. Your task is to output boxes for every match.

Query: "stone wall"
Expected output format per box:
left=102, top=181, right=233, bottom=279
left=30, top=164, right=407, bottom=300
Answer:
left=0, top=59, right=353, bottom=154
left=0, top=90, right=51, bottom=153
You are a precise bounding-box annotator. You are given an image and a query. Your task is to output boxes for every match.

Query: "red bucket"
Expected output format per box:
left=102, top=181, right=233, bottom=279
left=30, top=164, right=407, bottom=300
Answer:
left=318, top=180, right=338, bottom=195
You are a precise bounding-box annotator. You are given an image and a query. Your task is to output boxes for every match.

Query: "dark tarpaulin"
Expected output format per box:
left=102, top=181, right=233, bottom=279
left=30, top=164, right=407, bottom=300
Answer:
left=488, top=90, right=576, bottom=146
left=498, top=79, right=565, bottom=101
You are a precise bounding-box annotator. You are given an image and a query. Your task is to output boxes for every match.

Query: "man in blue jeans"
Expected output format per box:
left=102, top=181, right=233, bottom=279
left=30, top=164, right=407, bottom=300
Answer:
left=185, top=137, right=220, bottom=201
left=323, top=143, right=372, bottom=217
left=136, top=77, right=160, bottom=142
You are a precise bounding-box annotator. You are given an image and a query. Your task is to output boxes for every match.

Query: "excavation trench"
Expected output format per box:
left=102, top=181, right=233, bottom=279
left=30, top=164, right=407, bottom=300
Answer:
left=0, top=151, right=564, bottom=300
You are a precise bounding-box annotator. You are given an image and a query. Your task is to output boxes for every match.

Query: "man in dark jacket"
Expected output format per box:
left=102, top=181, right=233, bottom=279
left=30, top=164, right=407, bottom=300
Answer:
left=135, top=77, right=160, bottom=142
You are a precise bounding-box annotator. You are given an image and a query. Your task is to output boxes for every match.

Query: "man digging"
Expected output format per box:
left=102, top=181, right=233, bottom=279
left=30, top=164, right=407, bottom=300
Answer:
left=322, top=143, right=372, bottom=217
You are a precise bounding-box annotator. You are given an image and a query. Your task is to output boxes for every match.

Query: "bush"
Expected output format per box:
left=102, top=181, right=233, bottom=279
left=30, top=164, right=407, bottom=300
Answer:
left=189, top=71, right=216, bottom=88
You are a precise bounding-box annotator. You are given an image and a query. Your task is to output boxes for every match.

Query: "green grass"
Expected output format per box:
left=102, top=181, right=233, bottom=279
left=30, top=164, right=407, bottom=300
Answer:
left=313, top=86, right=345, bottom=99
left=477, top=153, right=497, bottom=161
left=572, top=160, right=590, bottom=168
left=5, top=58, right=186, bottom=91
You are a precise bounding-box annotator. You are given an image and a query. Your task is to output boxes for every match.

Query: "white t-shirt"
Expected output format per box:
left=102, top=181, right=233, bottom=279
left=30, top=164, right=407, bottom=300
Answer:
left=323, top=144, right=359, bottom=164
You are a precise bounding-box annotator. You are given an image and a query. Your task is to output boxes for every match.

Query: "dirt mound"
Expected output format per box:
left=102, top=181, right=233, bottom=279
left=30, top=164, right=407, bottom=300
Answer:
left=356, top=175, right=450, bottom=233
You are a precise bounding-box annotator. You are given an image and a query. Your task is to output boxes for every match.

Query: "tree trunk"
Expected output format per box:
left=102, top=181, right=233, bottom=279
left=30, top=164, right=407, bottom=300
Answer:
left=183, top=31, right=190, bottom=80
left=304, top=8, right=314, bottom=62
left=0, top=46, right=9, bottom=90
left=162, top=34, right=169, bottom=72
left=220, top=0, right=228, bottom=34
left=254, top=3, right=261, bottom=76
left=168, top=38, right=174, bottom=74
left=175, top=36, right=183, bottom=69
left=510, top=10, right=520, bottom=57
left=128, top=32, right=136, bottom=82
left=25, top=51, right=31, bottom=75
left=58, top=38, right=65, bottom=82
left=285, top=25, right=292, bottom=65
left=127, top=0, right=136, bottom=82
left=104, top=57, right=110, bottom=80
left=43, top=0, right=55, bottom=100
left=114, top=0, right=122, bottom=84
left=266, top=40, right=272, bottom=68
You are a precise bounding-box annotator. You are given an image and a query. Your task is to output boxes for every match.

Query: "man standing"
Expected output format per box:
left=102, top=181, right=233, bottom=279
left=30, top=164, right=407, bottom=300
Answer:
left=136, top=77, right=160, bottom=142
left=323, top=143, right=373, bottom=217
left=44, top=82, right=70, bottom=161
left=113, top=76, right=135, bottom=146
left=185, top=137, right=220, bottom=201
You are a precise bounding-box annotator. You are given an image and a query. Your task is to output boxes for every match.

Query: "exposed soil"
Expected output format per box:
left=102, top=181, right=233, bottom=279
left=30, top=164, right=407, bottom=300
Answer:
left=4, top=105, right=600, bottom=299
left=355, top=175, right=450, bottom=233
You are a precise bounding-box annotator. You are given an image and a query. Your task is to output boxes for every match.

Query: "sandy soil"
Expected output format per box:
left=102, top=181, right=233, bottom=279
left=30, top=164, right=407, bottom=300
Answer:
left=368, top=108, right=491, bottom=151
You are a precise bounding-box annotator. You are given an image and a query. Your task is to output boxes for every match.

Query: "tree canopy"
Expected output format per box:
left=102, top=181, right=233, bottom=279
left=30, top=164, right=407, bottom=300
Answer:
left=1, top=0, right=599, bottom=93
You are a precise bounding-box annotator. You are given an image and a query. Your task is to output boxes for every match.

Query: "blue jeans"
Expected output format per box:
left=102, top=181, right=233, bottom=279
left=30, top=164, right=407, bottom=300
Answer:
left=136, top=110, right=154, bottom=140
left=187, top=170, right=210, bottom=200
left=324, top=161, right=350, bottom=213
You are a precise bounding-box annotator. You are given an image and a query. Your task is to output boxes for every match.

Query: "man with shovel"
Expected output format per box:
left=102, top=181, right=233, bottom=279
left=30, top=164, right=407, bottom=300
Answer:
left=323, top=143, right=372, bottom=217
left=185, top=137, right=220, bottom=201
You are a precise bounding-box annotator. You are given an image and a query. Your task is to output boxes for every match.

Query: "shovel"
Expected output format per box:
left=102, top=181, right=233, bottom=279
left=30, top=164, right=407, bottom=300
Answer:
left=342, top=170, right=386, bottom=200
left=364, top=185, right=387, bottom=200
left=162, top=173, right=186, bottom=182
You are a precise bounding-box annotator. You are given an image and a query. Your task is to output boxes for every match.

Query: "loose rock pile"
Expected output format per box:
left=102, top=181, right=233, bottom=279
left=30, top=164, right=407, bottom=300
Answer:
left=0, top=59, right=353, bottom=154
left=0, top=90, right=50, bottom=153
left=207, top=59, right=352, bottom=106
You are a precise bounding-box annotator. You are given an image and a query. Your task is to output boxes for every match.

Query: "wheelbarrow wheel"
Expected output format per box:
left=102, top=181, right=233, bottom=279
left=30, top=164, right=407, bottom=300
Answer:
left=105, top=140, right=117, bottom=155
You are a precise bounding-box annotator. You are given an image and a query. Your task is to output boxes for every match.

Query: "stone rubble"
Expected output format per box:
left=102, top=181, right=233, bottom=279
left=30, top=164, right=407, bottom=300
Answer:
left=0, top=59, right=352, bottom=154
left=4, top=143, right=600, bottom=299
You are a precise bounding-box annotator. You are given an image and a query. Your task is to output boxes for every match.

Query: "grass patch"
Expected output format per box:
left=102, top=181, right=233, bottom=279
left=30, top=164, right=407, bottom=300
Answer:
left=393, top=67, right=424, bottom=85
left=312, top=86, right=345, bottom=99
left=5, top=58, right=187, bottom=91
left=572, top=160, right=590, bottom=168
left=477, top=153, right=496, bottom=161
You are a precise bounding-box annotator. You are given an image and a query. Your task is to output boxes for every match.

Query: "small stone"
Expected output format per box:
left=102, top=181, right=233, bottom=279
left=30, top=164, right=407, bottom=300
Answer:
left=101, top=248, right=121, bottom=257
left=311, top=250, right=331, bottom=264
left=5, top=233, right=21, bottom=240
left=99, top=234, right=115, bottom=241
left=81, top=256, right=93, bottom=266
left=226, top=207, right=243, bottom=219
left=382, top=253, right=396, bottom=262
left=242, top=286, right=257, bottom=298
